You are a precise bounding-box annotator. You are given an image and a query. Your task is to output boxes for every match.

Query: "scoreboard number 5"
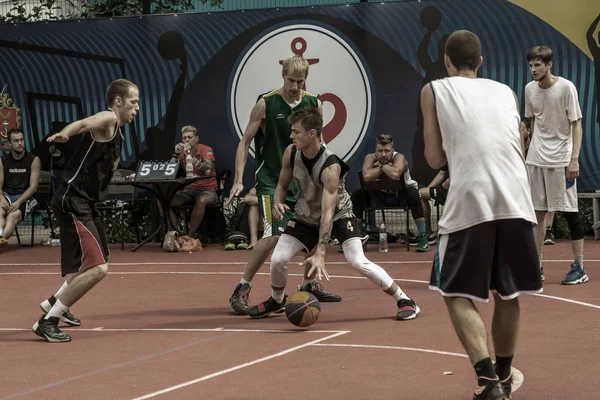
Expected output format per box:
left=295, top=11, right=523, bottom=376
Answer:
left=136, top=161, right=179, bottom=181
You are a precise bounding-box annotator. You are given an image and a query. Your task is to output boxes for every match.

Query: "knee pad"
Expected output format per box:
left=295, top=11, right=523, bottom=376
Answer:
left=563, top=212, right=584, bottom=240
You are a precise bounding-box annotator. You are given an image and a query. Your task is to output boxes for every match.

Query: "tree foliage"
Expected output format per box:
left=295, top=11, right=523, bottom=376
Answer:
left=0, top=0, right=224, bottom=23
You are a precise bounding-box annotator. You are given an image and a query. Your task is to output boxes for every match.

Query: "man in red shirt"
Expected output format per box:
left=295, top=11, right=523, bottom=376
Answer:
left=170, top=125, right=218, bottom=239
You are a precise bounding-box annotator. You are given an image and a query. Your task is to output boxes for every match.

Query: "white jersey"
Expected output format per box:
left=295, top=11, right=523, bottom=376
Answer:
left=431, top=76, right=536, bottom=234
left=524, top=77, right=582, bottom=168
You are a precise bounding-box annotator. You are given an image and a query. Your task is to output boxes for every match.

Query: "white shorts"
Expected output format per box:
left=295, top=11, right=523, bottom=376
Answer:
left=527, top=165, right=578, bottom=212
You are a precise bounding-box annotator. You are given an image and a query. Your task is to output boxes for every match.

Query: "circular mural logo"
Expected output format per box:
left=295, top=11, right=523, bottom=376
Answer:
left=229, top=22, right=373, bottom=162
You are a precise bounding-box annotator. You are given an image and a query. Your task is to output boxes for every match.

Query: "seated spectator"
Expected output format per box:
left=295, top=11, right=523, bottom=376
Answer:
left=0, top=128, right=41, bottom=244
left=350, top=134, right=429, bottom=252
left=169, top=125, right=218, bottom=240
left=419, top=164, right=449, bottom=243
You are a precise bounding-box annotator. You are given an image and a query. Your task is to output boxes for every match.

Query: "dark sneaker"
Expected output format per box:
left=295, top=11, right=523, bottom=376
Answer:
left=473, top=380, right=507, bottom=400
left=427, top=232, right=437, bottom=245
left=299, top=281, right=342, bottom=302
left=40, top=296, right=81, bottom=327
left=229, top=283, right=251, bottom=315
left=397, top=298, right=421, bottom=320
left=540, top=267, right=545, bottom=282
left=544, top=228, right=555, bottom=245
left=415, top=232, right=430, bottom=252
left=407, top=233, right=418, bottom=246
left=32, top=315, right=71, bottom=343
left=499, top=374, right=513, bottom=398
left=248, top=295, right=287, bottom=319
left=562, top=263, right=589, bottom=285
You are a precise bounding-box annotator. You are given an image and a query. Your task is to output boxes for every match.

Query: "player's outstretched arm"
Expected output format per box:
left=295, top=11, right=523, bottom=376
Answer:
left=227, top=98, right=266, bottom=206
left=422, top=84, right=446, bottom=169
left=587, top=14, right=600, bottom=55
left=273, top=145, right=294, bottom=220
left=47, top=111, right=117, bottom=143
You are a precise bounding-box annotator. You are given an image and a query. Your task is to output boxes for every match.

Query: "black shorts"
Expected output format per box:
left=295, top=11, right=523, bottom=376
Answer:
left=429, top=186, right=448, bottom=206
left=3, top=192, right=31, bottom=220
left=429, top=218, right=543, bottom=302
left=283, top=217, right=362, bottom=251
left=52, top=186, right=109, bottom=276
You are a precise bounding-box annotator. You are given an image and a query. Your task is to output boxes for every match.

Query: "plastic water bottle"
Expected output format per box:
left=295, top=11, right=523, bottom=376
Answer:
left=185, top=152, right=194, bottom=178
left=379, top=221, right=388, bottom=252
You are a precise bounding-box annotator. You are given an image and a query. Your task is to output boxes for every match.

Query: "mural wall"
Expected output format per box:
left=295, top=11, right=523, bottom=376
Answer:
left=0, top=0, right=598, bottom=190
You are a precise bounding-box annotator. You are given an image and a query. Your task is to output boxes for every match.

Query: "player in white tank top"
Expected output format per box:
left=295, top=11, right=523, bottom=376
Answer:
left=421, top=30, right=542, bottom=400
left=430, top=76, right=536, bottom=234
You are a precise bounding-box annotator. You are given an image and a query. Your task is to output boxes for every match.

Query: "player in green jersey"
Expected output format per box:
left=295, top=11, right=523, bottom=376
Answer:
left=227, top=55, right=342, bottom=315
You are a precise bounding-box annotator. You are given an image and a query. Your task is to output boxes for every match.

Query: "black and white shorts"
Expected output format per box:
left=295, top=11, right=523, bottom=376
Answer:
left=52, top=185, right=109, bottom=277
left=283, top=217, right=362, bottom=252
left=429, top=218, right=543, bottom=302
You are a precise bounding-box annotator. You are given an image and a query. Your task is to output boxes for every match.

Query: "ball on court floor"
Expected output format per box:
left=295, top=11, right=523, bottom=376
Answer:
left=285, top=291, right=321, bottom=328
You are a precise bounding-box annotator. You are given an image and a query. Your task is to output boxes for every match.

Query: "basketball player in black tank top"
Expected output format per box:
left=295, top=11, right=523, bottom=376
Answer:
left=32, top=79, right=139, bottom=343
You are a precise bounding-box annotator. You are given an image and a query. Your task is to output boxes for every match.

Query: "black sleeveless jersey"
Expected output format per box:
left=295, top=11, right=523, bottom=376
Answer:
left=62, top=116, right=122, bottom=203
left=2, top=152, right=36, bottom=195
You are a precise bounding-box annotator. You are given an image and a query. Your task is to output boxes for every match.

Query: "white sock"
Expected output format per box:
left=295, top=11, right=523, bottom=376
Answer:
left=0, top=227, right=4, bottom=236
left=391, top=286, right=410, bottom=302
left=45, top=299, right=68, bottom=319
left=272, top=288, right=285, bottom=304
left=54, top=281, right=69, bottom=299
left=240, top=279, right=251, bottom=286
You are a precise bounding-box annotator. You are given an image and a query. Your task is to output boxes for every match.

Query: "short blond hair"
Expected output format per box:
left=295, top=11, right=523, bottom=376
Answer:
left=281, top=55, right=309, bottom=78
left=181, top=125, right=197, bottom=136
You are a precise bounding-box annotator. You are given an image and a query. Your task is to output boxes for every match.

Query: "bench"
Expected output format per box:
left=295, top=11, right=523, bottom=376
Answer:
left=577, top=191, right=600, bottom=239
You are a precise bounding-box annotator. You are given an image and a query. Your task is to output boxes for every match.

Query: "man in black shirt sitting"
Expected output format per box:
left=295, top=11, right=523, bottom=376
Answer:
left=0, top=128, right=41, bottom=245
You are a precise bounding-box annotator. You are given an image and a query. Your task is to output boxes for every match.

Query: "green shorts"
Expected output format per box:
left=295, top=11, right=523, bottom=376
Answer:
left=257, top=194, right=295, bottom=237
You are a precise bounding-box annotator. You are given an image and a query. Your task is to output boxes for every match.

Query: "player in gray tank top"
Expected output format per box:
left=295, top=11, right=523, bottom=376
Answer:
left=291, top=144, right=354, bottom=226
left=246, top=107, right=421, bottom=321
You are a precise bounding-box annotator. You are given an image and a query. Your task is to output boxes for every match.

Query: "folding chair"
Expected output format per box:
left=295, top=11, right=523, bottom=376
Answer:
left=14, top=170, right=55, bottom=247
left=358, top=171, right=411, bottom=251
left=96, top=169, right=141, bottom=250
left=174, top=168, right=232, bottom=243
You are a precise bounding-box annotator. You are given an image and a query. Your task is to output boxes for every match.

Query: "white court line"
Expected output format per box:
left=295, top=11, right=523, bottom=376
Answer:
left=131, top=330, right=349, bottom=400
left=312, top=343, right=469, bottom=358
left=0, top=259, right=595, bottom=267
left=0, top=271, right=428, bottom=284
left=1, top=271, right=598, bottom=310
left=532, top=293, right=600, bottom=309
left=0, top=327, right=347, bottom=334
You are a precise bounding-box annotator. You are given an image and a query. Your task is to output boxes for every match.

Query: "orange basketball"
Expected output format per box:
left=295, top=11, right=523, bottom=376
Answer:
left=285, top=291, right=321, bottom=328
